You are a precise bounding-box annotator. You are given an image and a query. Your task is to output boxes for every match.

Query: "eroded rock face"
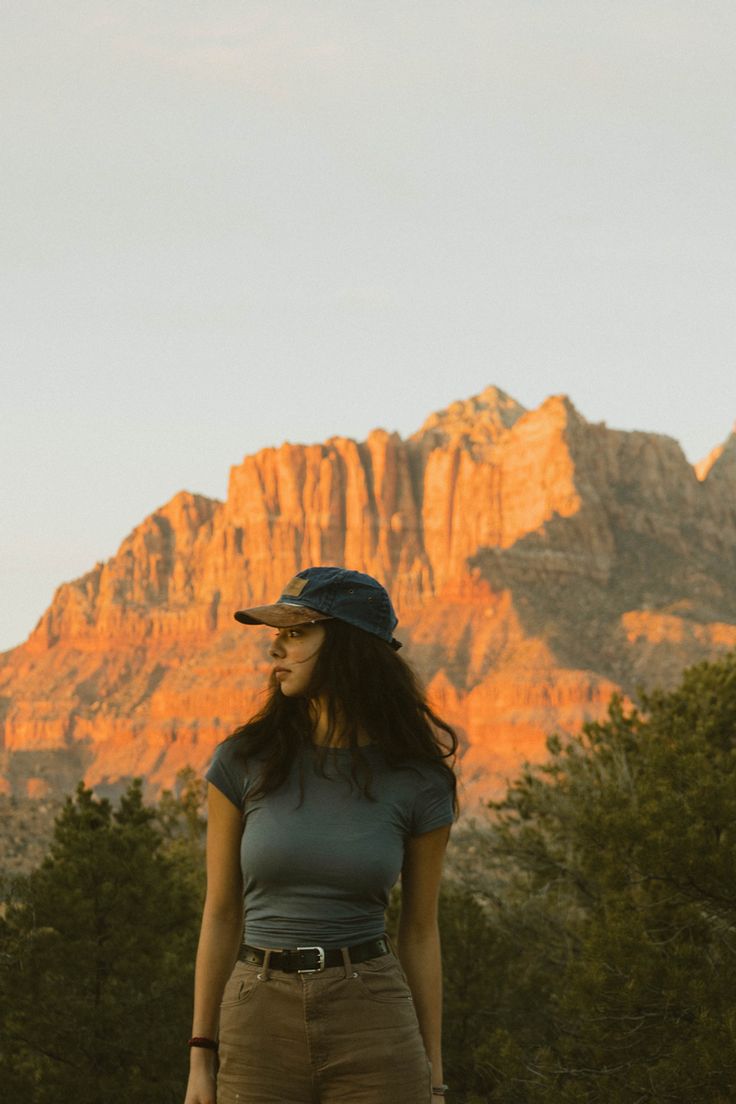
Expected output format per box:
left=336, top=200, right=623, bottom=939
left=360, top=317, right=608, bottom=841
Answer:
left=1, top=385, right=735, bottom=808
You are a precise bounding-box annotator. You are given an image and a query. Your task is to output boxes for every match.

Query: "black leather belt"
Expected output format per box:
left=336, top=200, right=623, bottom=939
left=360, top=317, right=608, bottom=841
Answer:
left=239, top=936, right=390, bottom=973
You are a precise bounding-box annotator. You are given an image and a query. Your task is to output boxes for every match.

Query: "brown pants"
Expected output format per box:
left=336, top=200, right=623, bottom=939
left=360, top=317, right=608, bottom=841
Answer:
left=217, top=949, right=432, bottom=1103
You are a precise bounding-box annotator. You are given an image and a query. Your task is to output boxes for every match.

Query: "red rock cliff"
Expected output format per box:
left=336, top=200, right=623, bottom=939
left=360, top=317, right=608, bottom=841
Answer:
left=2, top=386, right=735, bottom=805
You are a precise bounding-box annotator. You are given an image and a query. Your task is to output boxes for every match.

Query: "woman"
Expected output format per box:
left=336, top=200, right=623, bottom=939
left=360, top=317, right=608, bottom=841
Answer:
left=184, top=566, right=457, bottom=1104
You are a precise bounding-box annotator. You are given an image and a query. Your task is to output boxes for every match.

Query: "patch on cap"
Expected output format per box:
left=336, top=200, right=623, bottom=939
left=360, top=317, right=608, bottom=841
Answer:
left=282, top=575, right=308, bottom=597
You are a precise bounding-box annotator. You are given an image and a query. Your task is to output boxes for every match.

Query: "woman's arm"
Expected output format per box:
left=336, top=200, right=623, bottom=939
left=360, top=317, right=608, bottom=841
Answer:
left=184, top=783, right=244, bottom=1104
left=397, top=823, right=452, bottom=1089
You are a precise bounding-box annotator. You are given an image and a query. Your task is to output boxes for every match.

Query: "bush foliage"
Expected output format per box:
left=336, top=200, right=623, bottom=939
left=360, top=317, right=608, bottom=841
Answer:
left=442, top=653, right=736, bottom=1102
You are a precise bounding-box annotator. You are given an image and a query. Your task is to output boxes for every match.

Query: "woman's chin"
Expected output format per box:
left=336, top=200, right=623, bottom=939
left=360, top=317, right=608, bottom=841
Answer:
left=277, top=682, right=302, bottom=698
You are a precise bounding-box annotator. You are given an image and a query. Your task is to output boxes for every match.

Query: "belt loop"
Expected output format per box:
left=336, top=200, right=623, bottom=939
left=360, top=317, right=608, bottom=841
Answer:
left=259, top=948, right=272, bottom=982
left=340, top=945, right=354, bottom=979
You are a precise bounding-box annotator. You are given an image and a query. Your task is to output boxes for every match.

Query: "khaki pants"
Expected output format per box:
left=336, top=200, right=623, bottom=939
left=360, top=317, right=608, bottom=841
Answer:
left=217, top=949, right=432, bottom=1103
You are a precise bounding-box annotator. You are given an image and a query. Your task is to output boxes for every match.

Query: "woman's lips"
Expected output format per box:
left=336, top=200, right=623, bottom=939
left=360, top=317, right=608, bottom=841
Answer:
left=272, top=667, right=291, bottom=678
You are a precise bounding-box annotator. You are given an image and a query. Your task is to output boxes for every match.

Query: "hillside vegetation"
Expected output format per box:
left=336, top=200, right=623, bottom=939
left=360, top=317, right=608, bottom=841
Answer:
left=2, top=653, right=735, bottom=1103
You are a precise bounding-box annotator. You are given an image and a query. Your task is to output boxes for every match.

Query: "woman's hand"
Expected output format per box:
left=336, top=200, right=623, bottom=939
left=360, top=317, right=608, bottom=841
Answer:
left=184, top=1050, right=217, bottom=1104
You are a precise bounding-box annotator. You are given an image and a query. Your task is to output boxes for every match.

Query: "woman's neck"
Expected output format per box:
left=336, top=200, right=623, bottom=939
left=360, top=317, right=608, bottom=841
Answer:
left=309, top=697, right=372, bottom=748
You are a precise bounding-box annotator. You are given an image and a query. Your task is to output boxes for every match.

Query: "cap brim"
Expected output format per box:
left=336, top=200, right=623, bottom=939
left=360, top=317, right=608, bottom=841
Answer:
left=233, top=602, right=332, bottom=628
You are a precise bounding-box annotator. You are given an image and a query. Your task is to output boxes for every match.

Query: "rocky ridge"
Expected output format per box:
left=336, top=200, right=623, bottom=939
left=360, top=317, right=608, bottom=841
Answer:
left=1, top=386, right=735, bottom=817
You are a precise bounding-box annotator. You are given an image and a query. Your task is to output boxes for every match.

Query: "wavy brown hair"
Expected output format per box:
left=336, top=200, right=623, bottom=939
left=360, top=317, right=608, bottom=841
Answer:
left=226, top=618, right=458, bottom=814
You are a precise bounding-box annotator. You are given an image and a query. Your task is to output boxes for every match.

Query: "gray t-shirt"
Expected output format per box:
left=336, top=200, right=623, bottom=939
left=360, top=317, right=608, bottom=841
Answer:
left=205, top=738, right=454, bottom=949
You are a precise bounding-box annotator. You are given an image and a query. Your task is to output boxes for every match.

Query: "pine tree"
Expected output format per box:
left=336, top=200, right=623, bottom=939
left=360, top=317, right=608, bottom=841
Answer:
left=0, top=780, right=202, bottom=1104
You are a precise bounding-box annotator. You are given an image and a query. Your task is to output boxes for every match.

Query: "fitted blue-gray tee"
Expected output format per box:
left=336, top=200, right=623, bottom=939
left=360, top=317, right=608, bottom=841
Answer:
left=205, top=739, right=454, bottom=949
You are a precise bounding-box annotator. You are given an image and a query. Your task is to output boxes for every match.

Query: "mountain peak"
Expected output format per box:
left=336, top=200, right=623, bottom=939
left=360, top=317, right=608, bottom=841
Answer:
left=413, top=385, right=526, bottom=444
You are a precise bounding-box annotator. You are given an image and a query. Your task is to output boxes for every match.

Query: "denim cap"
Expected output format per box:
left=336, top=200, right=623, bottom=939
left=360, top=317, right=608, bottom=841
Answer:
left=234, top=566, right=402, bottom=650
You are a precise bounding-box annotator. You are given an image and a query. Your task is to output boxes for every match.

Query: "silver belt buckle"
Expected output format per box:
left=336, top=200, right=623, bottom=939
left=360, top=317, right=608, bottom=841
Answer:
left=297, top=945, right=326, bottom=973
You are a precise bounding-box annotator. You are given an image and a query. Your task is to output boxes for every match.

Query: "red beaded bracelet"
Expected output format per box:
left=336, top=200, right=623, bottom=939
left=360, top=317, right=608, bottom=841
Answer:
left=188, top=1036, right=218, bottom=1052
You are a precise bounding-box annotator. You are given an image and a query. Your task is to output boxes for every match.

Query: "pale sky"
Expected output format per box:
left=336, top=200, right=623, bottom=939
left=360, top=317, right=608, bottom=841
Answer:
left=3, top=1, right=736, bottom=652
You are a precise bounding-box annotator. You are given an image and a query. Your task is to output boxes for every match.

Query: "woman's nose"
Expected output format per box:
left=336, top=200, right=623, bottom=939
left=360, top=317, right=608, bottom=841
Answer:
left=269, top=634, right=285, bottom=659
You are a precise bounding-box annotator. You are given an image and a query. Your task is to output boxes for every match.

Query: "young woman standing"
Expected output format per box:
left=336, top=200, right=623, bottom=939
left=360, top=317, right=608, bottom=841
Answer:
left=184, top=566, right=457, bottom=1104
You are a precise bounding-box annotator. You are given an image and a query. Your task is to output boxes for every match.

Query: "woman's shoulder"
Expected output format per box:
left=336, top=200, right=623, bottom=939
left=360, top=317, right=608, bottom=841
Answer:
left=205, top=735, right=255, bottom=810
left=380, top=748, right=454, bottom=783
left=388, top=755, right=455, bottom=835
left=372, top=748, right=455, bottom=805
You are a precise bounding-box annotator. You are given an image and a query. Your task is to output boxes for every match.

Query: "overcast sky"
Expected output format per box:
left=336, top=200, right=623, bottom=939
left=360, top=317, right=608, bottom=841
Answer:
left=3, top=1, right=736, bottom=651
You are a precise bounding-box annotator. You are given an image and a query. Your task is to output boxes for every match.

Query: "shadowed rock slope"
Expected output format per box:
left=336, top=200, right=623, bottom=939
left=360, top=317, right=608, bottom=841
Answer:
left=2, top=386, right=735, bottom=807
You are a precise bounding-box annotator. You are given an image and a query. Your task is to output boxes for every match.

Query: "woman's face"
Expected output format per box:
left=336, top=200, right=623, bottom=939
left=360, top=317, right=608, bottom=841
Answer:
left=268, top=622, right=326, bottom=697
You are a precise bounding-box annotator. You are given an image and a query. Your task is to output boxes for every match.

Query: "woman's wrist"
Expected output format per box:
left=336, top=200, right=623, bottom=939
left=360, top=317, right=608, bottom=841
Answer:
left=189, top=1042, right=217, bottom=1068
left=428, top=1058, right=446, bottom=1094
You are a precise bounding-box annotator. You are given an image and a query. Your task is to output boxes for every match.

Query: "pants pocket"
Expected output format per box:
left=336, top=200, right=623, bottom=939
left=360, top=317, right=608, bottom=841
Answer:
left=220, top=961, right=261, bottom=1008
left=354, top=956, right=415, bottom=1004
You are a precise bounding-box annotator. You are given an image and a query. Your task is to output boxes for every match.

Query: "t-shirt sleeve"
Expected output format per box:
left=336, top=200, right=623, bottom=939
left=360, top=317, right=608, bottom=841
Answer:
left=205, top=738, right=249, bottom=810
left=410, top=766, right=455, bottom=836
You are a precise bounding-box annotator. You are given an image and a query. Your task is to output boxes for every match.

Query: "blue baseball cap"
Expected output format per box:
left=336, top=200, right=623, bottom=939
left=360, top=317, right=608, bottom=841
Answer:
left=234, top=566, right=402, bottom=650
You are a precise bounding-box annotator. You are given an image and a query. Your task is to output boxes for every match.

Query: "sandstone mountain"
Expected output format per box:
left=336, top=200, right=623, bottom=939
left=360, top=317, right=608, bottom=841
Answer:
left=2, top=387, right=735, bottom=809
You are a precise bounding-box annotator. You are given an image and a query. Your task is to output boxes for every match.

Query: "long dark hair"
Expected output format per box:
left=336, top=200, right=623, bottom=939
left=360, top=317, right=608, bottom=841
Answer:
left=226, top=618, right=458, bottom=814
